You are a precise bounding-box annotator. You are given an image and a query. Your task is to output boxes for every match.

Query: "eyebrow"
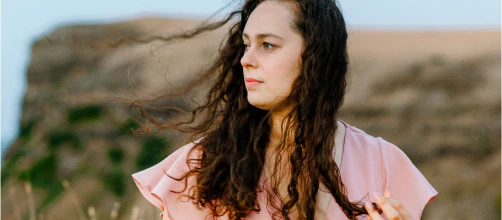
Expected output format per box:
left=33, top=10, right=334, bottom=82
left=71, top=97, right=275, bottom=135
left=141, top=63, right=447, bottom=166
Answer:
left=242, top=33, right=284, bottom=41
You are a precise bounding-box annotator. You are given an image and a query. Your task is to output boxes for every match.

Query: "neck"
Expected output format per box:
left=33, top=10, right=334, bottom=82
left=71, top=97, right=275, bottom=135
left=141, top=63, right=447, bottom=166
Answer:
left=269, top=106, right=295, bottom=146
left=269, top=109, right=343, bottom=146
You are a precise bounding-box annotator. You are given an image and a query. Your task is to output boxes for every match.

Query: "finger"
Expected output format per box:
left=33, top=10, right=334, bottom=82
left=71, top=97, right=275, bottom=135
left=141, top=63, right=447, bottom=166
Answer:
left=383, top=190, right=414, bottom=220
left=372, top=192, right=402, bottom=220
left=383, top=190, right=392, bottom=198
left=364, top=201, right=384, bottom=220
left=385, top=197, right=414, bottom=220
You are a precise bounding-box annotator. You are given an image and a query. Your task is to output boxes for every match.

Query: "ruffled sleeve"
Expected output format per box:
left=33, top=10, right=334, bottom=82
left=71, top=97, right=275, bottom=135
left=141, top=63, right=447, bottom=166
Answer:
left=378, top=137, right=437, bottom=220
left=131, top=140, right=200, bottom=218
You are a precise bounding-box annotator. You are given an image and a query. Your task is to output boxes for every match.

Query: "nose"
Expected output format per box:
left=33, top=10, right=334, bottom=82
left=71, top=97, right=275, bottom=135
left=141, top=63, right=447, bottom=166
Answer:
left=240, top=48, right=257, bottom=69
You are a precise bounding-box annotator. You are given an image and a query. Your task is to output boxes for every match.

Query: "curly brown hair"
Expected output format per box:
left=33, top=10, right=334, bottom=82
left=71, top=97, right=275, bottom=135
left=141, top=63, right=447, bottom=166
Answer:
left=126, top=0, right=370, bottom=219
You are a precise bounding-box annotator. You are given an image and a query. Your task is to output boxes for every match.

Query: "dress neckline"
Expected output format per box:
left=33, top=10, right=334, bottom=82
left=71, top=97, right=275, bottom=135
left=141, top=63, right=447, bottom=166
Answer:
left=258, top=119, right=349, bottom=220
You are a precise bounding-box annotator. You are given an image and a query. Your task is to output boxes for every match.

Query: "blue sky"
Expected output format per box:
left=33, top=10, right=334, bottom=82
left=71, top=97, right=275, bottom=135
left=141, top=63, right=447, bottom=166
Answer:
left=1, top=0, right=501, bottom=156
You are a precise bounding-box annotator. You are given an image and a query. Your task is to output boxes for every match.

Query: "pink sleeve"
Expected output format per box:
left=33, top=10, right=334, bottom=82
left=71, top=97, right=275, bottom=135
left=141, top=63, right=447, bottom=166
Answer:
left=131, top=141, right=196, bottom=217
left=378, top=137, right=437, bottom=220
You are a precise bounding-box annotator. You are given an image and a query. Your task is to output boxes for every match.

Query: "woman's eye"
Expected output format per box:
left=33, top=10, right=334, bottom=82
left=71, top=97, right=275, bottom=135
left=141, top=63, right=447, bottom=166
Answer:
left=263, top=43, right=274, bottom=50
left=243, top=44, right=249, bottom=51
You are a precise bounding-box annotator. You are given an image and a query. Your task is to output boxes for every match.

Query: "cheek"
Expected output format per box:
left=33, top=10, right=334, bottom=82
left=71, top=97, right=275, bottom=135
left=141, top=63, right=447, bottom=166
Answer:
left=246, top=58, right=300, bottom=109
left=264, top=57, right=300, bottom=95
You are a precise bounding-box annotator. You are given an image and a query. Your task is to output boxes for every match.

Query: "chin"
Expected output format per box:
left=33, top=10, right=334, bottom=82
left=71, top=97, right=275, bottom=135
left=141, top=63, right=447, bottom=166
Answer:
left=247, top=96, right=271, bottom=110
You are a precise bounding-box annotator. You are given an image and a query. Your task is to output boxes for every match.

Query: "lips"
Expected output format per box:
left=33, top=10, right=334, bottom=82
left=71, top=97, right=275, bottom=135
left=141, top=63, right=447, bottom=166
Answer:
left=245, top=77, right=262, bottom=83
left=245, top=77, right=263, bottom=87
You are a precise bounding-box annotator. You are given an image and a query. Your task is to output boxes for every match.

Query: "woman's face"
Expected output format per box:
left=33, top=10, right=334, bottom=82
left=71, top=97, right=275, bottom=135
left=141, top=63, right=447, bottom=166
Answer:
left=241, top=1, right=303, bottom=111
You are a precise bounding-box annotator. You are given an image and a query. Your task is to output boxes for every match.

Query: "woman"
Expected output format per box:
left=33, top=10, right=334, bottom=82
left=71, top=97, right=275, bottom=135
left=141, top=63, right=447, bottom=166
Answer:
left=131, top=0, right=437, bottom=219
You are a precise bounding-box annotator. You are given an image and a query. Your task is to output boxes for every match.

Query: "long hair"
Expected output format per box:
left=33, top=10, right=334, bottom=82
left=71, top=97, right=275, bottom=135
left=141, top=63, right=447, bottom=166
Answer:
left=126, top=0, right=369, bottom=219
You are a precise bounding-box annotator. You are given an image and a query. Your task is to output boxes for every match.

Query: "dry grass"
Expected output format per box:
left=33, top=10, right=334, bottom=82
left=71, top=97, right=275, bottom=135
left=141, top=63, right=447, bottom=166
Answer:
left=9, top=180, right=151, bottom=220
left=9, top=187, right=23, bottom=220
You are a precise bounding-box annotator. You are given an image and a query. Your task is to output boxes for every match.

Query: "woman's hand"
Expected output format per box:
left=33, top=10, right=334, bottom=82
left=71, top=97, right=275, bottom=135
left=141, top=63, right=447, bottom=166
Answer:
left=364, top=191, right=414, bottom=220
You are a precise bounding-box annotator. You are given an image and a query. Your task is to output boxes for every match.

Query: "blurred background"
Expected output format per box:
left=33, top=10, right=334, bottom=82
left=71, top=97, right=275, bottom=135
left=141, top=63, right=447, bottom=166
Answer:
left=1, top=0, right=500, bottom=219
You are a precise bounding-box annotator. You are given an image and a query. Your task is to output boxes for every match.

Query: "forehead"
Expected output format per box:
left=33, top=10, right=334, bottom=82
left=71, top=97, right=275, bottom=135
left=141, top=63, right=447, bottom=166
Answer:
left=243, top=1, right=296, bottom=38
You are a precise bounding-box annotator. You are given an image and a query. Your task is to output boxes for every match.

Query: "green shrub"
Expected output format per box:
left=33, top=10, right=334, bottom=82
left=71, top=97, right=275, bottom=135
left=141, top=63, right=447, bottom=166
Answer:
left=108, top=147, right=125, bottom=164
left=1, top=150, right=27, bottom=186
left=47, top=129, right=82, bottom=151
left=102, top=167, right=127, bottom=198
left=135, top=136, right=170, bottom=170
left=119, top=118, right=140, bottom=135
left=20, top=120, right=36, bottom=140
left=18, top=155, right=57, bottom=188
left=495, top=193, right=501, bottom=218
left=37, top=181, right=64, bottom=212
left=68, top=105, right=103, bottom=124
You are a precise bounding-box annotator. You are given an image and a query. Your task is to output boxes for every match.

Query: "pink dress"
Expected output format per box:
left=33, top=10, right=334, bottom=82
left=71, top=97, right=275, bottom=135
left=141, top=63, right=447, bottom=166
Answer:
left=132, top=121, right=437, bottom=219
